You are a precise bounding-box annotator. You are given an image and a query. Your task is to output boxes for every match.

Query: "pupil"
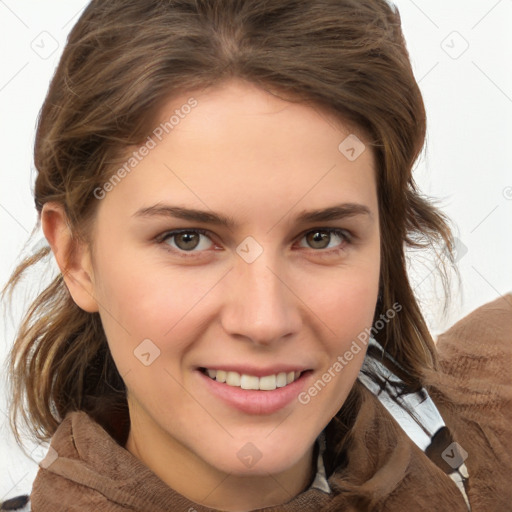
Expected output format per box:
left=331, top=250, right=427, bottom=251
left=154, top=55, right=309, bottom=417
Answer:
left=177, top=232, right=199, bottom=250
left=309, top=231, right=329, bottom=249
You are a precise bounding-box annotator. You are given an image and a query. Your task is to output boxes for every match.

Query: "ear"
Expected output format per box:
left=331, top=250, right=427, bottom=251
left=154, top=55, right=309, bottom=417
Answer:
left=41, top=202, right=99, bottom=313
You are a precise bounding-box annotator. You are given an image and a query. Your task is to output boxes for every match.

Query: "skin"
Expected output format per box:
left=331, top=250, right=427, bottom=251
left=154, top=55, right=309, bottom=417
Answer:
left=42, top=78, right=381, bottom=511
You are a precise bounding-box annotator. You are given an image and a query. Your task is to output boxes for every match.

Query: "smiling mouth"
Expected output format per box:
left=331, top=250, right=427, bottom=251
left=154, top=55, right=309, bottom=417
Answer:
left=199, top=368, right=305, bottom=391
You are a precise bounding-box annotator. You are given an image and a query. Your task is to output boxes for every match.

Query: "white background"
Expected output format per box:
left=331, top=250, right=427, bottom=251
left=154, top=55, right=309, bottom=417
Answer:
left=1, top=0, right=511, bottom=501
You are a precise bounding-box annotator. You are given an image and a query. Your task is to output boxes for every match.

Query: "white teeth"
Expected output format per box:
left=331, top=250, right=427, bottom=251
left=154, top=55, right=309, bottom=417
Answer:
left=226, top=371, right=241, bottom=386
left=241, top=374, right=260, bottom=390
left=258, top=374, right=277, bottom=391
left=203, top=368, right=303, bottom=390
left=276, top=372, right=287, bottom=388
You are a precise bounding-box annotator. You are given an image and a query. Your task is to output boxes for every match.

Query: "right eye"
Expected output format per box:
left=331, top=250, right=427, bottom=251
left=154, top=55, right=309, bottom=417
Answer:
left=156, top=228, right=216, bottom=256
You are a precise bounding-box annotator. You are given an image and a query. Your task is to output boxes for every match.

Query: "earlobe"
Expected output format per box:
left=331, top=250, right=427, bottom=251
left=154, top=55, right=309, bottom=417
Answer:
left=41, top=202, right=99, bottom=313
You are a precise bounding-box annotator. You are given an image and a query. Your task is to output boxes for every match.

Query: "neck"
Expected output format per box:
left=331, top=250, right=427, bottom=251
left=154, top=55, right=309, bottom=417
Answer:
left=125, top=413, right=316, bottom=511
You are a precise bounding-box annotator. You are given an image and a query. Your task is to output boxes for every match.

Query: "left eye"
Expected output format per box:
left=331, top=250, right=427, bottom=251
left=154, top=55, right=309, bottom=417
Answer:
left=297, top=228, right=351, bottom=251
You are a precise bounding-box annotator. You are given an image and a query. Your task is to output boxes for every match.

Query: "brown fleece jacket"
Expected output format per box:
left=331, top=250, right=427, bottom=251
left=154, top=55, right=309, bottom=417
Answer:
left=30, top=294, right=512, bottom=511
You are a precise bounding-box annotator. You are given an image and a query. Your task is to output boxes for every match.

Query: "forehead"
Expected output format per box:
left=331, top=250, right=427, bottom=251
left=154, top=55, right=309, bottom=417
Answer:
left=154, top=78, right=369, bottom=155
left=97, top=79, right=377, bottom=224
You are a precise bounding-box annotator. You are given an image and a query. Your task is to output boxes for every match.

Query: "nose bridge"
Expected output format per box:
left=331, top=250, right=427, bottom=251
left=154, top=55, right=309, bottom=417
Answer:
left=221, top=248, right=301, bottom=344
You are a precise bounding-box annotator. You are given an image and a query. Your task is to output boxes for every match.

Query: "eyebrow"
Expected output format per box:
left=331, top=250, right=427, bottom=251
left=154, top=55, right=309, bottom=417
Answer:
left=132, top=202, right=373, bottom=229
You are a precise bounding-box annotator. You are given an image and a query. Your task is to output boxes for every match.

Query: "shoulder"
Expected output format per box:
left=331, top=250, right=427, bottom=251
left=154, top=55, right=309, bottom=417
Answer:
left=431, top=293, right=512, bottom=440
left=425, top=293, right=512, bottom=506
left=434, top=293, right=512, bottom=388
left=428, top=292, right=512, bottom=421
left=0, top=495, right=30, bottom=511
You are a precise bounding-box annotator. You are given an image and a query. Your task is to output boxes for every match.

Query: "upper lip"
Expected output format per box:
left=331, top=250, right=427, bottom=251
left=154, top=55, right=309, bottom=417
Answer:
left=198, top=365, right=312, bottom=377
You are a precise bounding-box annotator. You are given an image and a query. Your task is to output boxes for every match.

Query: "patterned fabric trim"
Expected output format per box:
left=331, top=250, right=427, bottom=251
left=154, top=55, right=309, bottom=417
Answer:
left=309, top=430, right=331, bottom=493
left=308, top=336, right=471, bottom=509
left=358, top=337, right=471, bottom=510
left=0, top=495, right=30, bottom=511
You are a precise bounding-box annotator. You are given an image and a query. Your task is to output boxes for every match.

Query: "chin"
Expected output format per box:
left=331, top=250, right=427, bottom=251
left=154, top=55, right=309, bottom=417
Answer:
left=200, top=435, right=314, bottom=477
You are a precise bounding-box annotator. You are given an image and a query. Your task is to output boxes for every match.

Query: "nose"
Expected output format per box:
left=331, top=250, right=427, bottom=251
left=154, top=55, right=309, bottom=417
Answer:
left=220, top=252, right=302, bottom=346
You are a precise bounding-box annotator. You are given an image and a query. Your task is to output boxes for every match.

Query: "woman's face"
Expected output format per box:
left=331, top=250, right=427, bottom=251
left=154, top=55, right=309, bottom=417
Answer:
left=85, top=79, right=380, bottom=480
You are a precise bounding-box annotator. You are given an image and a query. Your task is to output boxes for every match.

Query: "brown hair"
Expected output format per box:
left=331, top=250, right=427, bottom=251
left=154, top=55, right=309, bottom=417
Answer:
left=2, top=0, right=457, bottom=444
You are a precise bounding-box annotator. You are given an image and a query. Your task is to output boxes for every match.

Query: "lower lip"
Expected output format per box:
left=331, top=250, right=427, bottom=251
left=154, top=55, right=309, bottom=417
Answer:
left=197, top=370, right=313, bottom=415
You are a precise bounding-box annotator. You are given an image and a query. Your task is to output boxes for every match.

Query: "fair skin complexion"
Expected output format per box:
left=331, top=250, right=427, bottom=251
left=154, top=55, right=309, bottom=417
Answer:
left=42, top=78, right=380, bottom=511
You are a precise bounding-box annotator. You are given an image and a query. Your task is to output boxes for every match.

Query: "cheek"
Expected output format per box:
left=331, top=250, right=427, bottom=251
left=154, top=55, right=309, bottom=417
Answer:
left=339, top=279, right=379, bottom=333
left=300, top=279, right=377, bottom=417
left=302, top=261, right=380, bottom=338
left=93, top=244, right=189, bottom=326
left=298, top=231, right=380, bottom=327
left=327, top=283, right=377, bottom=369
left=91, top=249, right=217, bottom=373
left=307, top=261, right=379, bottom=390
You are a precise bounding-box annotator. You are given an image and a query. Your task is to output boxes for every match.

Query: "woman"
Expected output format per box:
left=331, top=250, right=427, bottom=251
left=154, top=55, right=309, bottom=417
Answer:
left=2, top=0, right=511, bottom=510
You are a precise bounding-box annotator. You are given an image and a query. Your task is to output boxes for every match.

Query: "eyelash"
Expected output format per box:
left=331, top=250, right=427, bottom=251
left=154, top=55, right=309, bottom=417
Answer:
left=155, top=227, right=353, bottom=259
